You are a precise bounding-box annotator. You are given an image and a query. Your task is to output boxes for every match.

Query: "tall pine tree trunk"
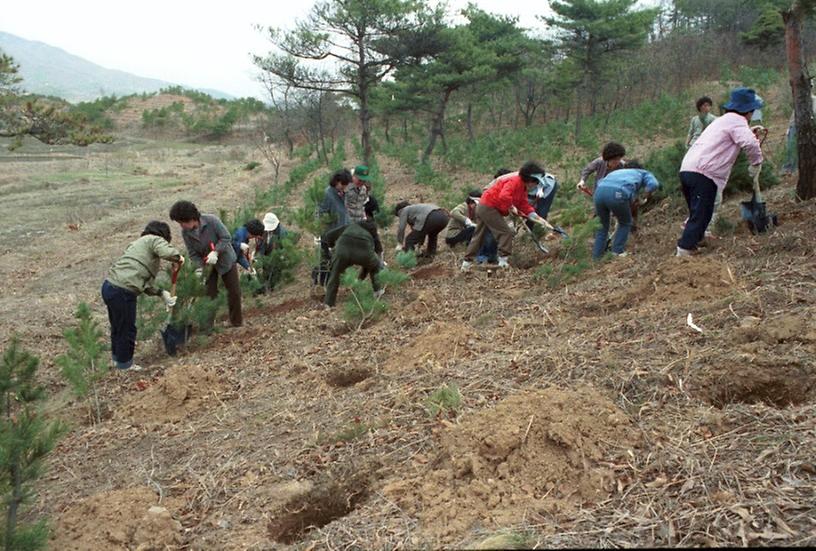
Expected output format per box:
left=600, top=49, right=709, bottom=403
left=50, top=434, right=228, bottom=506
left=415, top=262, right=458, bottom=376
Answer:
left=784, top=2, right=816, bottom=200
left=466, top=103, right=475, bottom=142
left=422, top=91, right=451, bottom=163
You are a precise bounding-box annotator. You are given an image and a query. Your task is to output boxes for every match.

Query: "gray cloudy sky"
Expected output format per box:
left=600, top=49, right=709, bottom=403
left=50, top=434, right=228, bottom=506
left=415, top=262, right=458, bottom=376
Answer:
left=3, top=1, right=653, bottom=99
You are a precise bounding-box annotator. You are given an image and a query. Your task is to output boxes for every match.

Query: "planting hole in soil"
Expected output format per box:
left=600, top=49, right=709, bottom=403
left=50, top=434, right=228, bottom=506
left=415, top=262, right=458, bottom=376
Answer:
left=268, top=475, right=369, bottom=544
left=325, top=366, right=372, bottom=387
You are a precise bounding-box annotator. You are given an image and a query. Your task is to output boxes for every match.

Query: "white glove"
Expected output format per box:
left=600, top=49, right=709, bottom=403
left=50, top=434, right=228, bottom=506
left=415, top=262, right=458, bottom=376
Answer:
left=395, top=244, right=403, bottom=252
left=576, top=180, right=586, bottom=191
left=465, top=218, right=477, bottom=228
left=176, top=256, right=185, bottom=266
left=509, top=206, right=519, bottom=216
left=249, top=267, right=257, bottom=277
left=161, top=290, right=177, bottom=308
left=195, top=268, right=203, bottom=279
left=206, top=250, right=218, bottom=265
left=748, top=163, right=762, bottom=178
left=239, top=242, right=250, bottom=253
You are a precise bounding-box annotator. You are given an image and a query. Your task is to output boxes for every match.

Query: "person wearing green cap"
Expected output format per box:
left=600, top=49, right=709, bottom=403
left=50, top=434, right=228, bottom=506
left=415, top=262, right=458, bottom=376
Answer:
left=345, top=164, right=370, bottom=223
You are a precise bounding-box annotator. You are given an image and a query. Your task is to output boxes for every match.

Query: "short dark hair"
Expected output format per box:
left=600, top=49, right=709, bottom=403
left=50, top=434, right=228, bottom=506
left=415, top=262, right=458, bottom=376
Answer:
left=329, top=169, right=352, bottom=188
left=141, top=221, right=171, bottom=242
left=394, top=200, right=410, bottom=216
left=245, top=219, right=264, bottom=236
left=493, top=168, right=512, bottom=179
left=696, top=96, right=713, bottom=111
left=169, top=200, right=200, bottom=223
left=518, top=161, right=545, bottom=183
left=466, top=189, right=482, bottom=203
left=624, top=159, right=643, bottom=170
left=601, top=142, right=626, bottom=161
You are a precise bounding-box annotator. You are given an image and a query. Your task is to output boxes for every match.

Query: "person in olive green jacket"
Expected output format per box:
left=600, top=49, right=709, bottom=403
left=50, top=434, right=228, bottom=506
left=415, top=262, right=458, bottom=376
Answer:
left=322, top=220, right=383, bottom=307
left=102, top=221, right=183, bottom=370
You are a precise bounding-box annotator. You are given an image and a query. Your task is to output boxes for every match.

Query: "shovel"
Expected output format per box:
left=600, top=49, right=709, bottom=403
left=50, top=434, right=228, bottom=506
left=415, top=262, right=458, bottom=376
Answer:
left=739, top=164, right=777, bottom=234
left=160, top=260, right=189, bottom=356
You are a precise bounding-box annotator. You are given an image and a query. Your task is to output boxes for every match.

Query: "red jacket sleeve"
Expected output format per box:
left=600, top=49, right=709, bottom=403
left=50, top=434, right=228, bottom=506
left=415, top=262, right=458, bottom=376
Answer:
left=512, top=179, right=535, bottom=217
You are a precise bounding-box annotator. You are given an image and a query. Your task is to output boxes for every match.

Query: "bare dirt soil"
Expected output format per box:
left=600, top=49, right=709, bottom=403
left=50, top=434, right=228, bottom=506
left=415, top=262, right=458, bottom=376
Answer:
left=2, top=122, right=815, bottom=549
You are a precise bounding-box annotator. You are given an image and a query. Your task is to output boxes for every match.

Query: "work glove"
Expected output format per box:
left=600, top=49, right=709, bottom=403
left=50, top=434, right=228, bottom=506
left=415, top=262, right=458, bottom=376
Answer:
left=239, top=242, right=250, bottom=253
left=195, top=267, right=204, bottom=279
left=748, top=163, right=762, bottom=179
left=161, top=290, right=177, bottom=309
left=206, top=250, right=218, bottom=265
left=509, top=205, right=519, bottom=216
left=176, top=255, right=185, bottom=266
left=535, top=186, right=545, bottom=199
left=576, top=180, right=586, bottom=191
left=465, top=218, right=477, bottom=228
left=395, top=244, right=403, bottom=252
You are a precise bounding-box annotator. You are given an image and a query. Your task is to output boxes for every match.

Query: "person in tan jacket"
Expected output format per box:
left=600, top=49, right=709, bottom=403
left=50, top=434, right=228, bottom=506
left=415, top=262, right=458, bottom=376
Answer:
left=102, top=221, right=183, bottom=370
left=445, top=190, right=481, bottom=247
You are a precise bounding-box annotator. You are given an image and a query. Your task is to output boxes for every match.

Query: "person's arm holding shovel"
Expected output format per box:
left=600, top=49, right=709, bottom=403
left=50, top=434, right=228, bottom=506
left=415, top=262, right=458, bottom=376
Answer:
left=148, top=238, right=184, bottom=308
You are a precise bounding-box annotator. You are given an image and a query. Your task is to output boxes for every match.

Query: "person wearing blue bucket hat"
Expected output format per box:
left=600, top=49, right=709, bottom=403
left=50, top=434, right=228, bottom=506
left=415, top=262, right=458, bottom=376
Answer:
left=676, top=87, right=764, bottom=257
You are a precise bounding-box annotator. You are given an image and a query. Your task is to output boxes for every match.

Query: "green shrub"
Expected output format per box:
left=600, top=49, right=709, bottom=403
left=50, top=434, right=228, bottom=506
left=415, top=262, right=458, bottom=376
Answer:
left=169, top=261, right=226, bottom=335
left=56, top=303, right=108, bottom=424
left=1, top=338, right=65, bottom=551
left=396, top=250, right=417, bottom=269
left=425, top=383, right=462, bottom=417
left=244, top=161, right=261, bottom=171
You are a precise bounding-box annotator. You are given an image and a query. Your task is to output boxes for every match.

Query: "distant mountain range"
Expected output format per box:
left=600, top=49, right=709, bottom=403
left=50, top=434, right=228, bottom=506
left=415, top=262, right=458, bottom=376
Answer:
left=0, top=31, right=233, bottom=103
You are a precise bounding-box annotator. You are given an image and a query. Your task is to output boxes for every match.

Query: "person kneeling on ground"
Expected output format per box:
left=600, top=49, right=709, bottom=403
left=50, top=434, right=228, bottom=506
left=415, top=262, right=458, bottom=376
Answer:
left=232, top=218, right=264, bottom=276
left=592, top=161, right=660, bottom=260
left=170, top=200, right=243, bottom=327
left=445, top=190, right=482, bottom=247
left=462, top=161, right=551, bottom=270
left=323, top=220, right=384, bottom=307
left=395, top=201, right=450, bottom=257
left=677, top=87, right=763, bottom=257
left=102, top=221, right=183, bottom=371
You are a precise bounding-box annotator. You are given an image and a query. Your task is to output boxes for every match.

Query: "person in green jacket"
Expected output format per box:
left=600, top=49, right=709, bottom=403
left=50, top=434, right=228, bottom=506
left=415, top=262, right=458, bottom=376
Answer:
left=101, top=221, right=183, bottom=371
left=322, top=220, right=383, bottom=307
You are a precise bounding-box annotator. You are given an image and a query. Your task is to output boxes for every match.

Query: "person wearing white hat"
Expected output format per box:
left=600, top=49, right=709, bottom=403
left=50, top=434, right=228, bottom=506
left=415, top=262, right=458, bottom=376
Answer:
left=255, top=212, right=289, bottom=294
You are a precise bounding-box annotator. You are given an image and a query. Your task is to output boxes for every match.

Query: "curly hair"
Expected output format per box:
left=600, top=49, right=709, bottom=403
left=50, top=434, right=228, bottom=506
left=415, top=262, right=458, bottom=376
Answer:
left=245, top=219, right=264, bottom=236
left=518, top=161, right=545, bottom=183
left=169, top=200, right=200, bottom=223
left=329, top=169, right=352, bottom=188
left=696, top=96, right=713, bottom=112
left=141, top=221, right=171, bottom=242
left=601, top=142, right=626, bottom=161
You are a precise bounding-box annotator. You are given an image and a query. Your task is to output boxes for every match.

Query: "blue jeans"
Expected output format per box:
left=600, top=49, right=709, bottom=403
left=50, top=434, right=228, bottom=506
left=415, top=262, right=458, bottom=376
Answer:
left=678, top=171, right=717, bottom=250
left=593, top=186, right=633, bottom=259
left=476, top=230, right=497, bottom=263
left=101, top=280, right=138, bottom=369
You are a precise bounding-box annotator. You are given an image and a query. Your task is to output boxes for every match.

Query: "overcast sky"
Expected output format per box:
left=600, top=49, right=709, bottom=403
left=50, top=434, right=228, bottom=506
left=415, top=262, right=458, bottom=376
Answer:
left=2, top=1, right=652, bottom=99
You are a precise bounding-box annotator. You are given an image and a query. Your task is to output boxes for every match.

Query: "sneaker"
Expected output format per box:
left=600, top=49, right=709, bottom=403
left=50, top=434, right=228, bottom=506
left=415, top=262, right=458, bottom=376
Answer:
left=676, top=246, right=695, bottom=257
left=681, top=218, right=688, bottom=230
left=497, top=256, right=510, bottom=268
left=116, top=364, right=143, bottom=372
left=613, top=251, right=628, bottom=257
left=461, top=260, right=473, bottom=272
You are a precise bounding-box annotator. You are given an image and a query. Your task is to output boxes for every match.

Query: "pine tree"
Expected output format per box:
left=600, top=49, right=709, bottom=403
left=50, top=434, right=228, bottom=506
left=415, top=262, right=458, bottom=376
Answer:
left=0, top=339, right=65, bottom=551
left=56, top=303, right=108, bottom=424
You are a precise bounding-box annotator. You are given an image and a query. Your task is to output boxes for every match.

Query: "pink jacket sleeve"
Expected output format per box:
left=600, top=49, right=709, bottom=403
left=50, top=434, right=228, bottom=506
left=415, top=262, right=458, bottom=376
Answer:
left=731, top=124, right=763, bottom=166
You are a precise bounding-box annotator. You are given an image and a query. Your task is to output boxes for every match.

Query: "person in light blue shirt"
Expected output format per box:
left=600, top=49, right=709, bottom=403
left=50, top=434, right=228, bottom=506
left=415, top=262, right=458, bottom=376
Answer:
left=592, top=162, right=660, bottom=259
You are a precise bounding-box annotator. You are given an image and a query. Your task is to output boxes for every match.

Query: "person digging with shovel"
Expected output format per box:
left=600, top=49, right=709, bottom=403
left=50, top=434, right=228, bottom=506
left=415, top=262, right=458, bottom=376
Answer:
left=101, top=221, right=183, bottom=371
left=676, top=87, right=763, bottom=257
left=170, top=200, right=243, bottom=327
left=461, top=161, right=552, bottom=271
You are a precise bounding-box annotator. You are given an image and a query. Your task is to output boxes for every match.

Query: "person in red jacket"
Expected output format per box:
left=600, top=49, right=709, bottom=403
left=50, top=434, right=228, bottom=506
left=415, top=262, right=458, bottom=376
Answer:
left=461, top=161, right=551, bottom=270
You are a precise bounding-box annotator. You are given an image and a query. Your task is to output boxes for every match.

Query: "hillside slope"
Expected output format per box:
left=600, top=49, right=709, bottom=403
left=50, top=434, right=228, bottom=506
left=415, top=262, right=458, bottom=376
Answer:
left=36, top=160, right=816, bottom=548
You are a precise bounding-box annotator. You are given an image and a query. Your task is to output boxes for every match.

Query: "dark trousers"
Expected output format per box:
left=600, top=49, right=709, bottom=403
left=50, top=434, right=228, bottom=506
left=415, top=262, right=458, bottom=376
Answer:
left=678, top=171, right=718, bottom=250
left=324, top=243, right=381, bottom=307
left=101, top=280, right=137, bottom=369
left=445, top=226, right=475, bottom=247
left=206, top=264, right=243, bottom=326
left=405, top=210, right=450, bottom=256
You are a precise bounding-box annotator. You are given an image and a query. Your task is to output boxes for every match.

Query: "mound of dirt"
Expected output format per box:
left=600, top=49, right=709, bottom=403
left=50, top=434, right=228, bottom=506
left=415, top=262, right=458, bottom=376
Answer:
left=52, top=487, right=182, bottom=551
left=118, top=364, right=224, bottom=425
left=385, top=321, right=472, bottom=372
left=599, top=257, right=740, bottom=311
left=383, top=385, right=641, bottom=540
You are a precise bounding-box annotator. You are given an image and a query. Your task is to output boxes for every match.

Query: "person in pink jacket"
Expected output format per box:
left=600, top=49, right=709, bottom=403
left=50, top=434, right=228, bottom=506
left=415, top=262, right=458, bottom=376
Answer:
left=677, top=87, right=763, bottom=256
left=461, top=161, right=550, bottom=270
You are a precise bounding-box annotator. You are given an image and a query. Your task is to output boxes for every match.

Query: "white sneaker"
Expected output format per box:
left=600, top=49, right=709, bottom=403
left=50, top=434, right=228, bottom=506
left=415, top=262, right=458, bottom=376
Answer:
left=497, top=256, right=510, bottom=268
left=676, top=246, right=695, bottom=257
left=613, top=251, right=628, bottom=257
left=460, top=260, right=473, bottom=272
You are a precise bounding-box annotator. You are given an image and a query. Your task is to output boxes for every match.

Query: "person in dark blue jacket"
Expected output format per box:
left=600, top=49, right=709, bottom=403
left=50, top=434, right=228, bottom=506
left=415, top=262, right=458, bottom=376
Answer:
left=232, top=218, right=265, bottom=273
left=592, top=161, right=659, bottom=259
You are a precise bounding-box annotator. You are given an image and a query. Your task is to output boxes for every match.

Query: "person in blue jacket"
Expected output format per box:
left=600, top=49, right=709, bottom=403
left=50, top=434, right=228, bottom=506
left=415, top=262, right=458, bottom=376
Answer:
left=592, top=161, right=659, bottom=259
left=232, top=218, right=265, bottom=274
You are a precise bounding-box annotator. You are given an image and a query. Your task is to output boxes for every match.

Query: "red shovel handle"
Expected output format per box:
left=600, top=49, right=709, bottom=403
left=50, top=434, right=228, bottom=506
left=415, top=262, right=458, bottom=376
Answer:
left=581, top=187, right=594, bottom=198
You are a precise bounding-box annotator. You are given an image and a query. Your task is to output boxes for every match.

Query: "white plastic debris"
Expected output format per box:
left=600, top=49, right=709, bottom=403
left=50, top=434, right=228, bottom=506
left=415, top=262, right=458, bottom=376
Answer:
left=686, top=313, right=704, bottom=334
